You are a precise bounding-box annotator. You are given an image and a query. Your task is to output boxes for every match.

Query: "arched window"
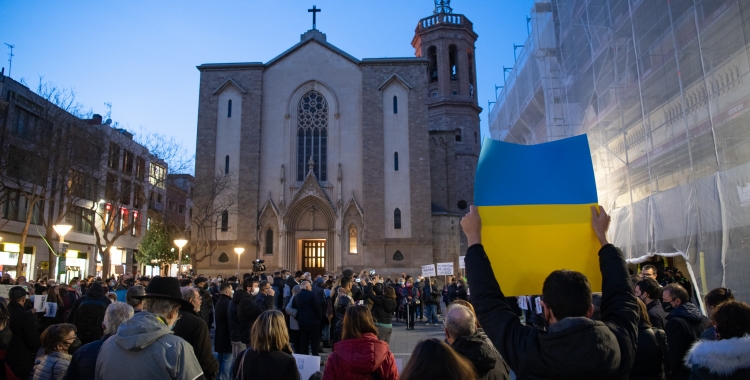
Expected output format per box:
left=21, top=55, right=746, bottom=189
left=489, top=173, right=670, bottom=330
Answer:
left=393, top=96, right=398, bottom=114
left=394, top=152, right=399, bottom=171
left=297, top=91, right=328, bottom=181
left=449, top=45, right=458, bottom=81
left=227, top=99, right=232, bottom=117
left=224, top=155, right=229, bottom=174
left=220, top=210, right=229, bottom=232
left=393, top=250, right=404, bottom=261
left=349, top=227, right=358, bottom=254
left=394, top=208, right=401, bottom=229
left=428, top=46, right=438, bottom=83
left=265, top=228, right=274, bottom=254
left=218, top=252, right=229, bottom=262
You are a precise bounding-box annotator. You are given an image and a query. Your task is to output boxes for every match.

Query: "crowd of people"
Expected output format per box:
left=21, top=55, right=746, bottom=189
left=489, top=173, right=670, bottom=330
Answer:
left=0, top=205, right=747, bottom=379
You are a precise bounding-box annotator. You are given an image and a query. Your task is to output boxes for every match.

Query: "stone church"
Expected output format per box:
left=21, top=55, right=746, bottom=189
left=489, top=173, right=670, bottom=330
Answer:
left=194, top=1, right=481, bottom=276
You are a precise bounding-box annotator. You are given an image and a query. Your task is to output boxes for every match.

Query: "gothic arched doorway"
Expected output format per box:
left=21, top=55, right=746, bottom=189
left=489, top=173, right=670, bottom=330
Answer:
left=283, top=195, right=336, bottom=275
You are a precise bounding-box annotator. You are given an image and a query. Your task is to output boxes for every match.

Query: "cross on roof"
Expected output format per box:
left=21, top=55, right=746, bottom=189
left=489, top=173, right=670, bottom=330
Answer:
left=308, top=5, right=322, bottom=30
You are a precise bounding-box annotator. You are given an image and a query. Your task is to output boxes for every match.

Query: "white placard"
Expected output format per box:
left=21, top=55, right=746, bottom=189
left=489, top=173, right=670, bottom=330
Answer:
left=44, top=302, right=57, bottom=317
left=738, top=184, right=750, bottom=207
left=0, top=284, right=26, bottom=299
left=459, top=256, right=466, bottom=269
left=32, top=294, right=47, bottom=311
left=421, top=264, right=436, bottom=277
left=518, top=296, right=528, bottom=310
left=437, top=262, right=454, bottom=276
left=292, top=353, right=321, bottom=380
left=535, top=297, right=543, bottom=314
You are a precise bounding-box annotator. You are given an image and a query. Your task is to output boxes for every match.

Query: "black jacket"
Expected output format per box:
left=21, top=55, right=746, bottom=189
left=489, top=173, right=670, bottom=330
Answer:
left=64, top=334, right=111, bottom=380
left=646, top=299, right=668, bottom=330
left=7, top=301, right=41, bottom=379
left=684, top=335, right=750, bottom=380
left=312, top=283, right=327, bottom=311
left=366, top=288, right=397, bottom=325
left=232, top=348, right=299, bottom=380
left=273, top=277, right=287, bottom=310
left=236, top=291, right=274, bottom=344
left=173, top=309, right=219, bottom=380
left=630, top=321, right=665, bottom=380
left=292, top=289, right=321, bottom=327
left=466, top=244, right=639, bottom=380
left=664, top=302, right=710, bottom=380
left=196, top=286, right=213, bottom=327
left=214, top=294, right=232, bottom=354
left=451, top=332, right=510, bottom=380
left=423, top=282, right=441, bottom=305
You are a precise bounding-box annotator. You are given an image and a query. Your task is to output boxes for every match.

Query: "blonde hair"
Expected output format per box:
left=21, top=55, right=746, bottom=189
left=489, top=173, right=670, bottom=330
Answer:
left=250, top=310, right=292, bottom=353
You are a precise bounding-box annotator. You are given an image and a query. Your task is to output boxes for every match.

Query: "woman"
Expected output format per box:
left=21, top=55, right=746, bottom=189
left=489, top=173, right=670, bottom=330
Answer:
left=401, top=277, right=419, bottom=330
left=285, top=285, right=301, bottom=352
left=232, top=310, right=299, bottom=380
left=366, top=283, right=397, bottom=343
left=455, top=278, right=468, bottom=301
left=684, top=301, right=750, bottom=379
left=0, top=303, right=15, bottom=380
left=32, top=323, right=77, bottom=380
left=39, top=286, right=64, bottom=331
left=701, top=287, right=734, bottom=340
left=630, top=298, right=666, bottom=380
left=400, top=338, right=476, bottom=380
left=323, top=305, right=398, bottom=380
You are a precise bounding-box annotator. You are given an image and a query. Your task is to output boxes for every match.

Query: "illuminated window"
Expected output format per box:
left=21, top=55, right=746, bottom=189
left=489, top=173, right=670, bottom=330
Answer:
left=349, top=227, right=358, bottom=254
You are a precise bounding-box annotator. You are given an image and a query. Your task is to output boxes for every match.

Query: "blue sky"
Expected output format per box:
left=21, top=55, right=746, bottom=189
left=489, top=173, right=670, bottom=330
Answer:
left=1, top=1, right=532, bottom=168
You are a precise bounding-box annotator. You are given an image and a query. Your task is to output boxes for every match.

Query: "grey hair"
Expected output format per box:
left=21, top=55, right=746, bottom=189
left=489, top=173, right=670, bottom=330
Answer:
left=104, top=302, right=134, bottom=335
left=444, top=304, right=476, bottom=339
left=126, top=286, right=145, bottom=307
left=180, top=286, right=198, bottom=301
left=292, top=285, right=301, bottom=296
left=142, top=297, right=180, bottom=316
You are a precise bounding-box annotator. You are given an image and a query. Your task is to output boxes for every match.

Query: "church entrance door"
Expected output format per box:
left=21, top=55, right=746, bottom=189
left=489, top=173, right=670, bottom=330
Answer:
left=301, top=240, right=326, bottom=277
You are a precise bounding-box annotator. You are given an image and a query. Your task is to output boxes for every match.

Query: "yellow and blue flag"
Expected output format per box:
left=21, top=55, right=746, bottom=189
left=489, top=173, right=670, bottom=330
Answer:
left=474, top=134, right=601, bottom=296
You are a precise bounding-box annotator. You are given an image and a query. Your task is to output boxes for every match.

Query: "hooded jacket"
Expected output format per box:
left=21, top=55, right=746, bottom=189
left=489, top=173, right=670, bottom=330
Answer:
left=684, top=335, right=750, bottom=380
left=664, top=302, right=710, bottom=380
left=646, top=299, right=668, bottom=330
left=466, top=244, right=639, bottom=380
left=173, top=309, right=219, bottom=380
left=451, top=332, right=510, bottom=380
left=95, top=311, right=204, bottom=380
left=323, top=333, right=398, bottom=380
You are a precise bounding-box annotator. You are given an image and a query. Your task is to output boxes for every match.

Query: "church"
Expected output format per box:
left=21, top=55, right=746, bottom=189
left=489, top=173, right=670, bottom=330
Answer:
left=194, top=1, right=481, bottom=276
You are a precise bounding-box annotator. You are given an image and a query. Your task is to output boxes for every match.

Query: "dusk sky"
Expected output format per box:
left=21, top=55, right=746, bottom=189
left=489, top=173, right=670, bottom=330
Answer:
left=1, top=1, right=533, bottom=170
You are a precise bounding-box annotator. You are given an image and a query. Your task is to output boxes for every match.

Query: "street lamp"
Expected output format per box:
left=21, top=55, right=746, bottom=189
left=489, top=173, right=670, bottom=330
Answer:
left=53, top=224, right=73, bottom=255
left=174, top=239, right=188, bottom=276
left=234, top=247, right=245, bottom=272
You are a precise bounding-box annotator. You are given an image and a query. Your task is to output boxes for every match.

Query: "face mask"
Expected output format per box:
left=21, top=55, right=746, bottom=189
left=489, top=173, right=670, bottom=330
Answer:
left=68, top=337, right=83, bottom=354
left=251, top=288, right=260, bottom=296
left=415, top=279, right=420, bottom=283
left=110, top=282, right=115, bottom=287
left=72, top=285, right=78, bottom=289
left=284, top=275, right=290, bottom=280
left=399, top=282, right=404, bottom=285
left=203, top=284, right=208, bottom=290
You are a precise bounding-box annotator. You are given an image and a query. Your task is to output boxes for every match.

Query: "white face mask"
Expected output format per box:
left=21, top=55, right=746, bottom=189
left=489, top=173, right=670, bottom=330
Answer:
left=251, top=288, right=260, bottom=296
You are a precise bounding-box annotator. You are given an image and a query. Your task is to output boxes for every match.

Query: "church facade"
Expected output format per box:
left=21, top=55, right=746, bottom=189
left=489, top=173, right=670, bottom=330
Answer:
left=194, top=3, right=480, bottom=277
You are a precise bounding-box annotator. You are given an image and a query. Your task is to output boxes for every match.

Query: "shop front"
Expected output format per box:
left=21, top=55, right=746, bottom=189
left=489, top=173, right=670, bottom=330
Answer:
left=0, top=243, right=34, bottom=279
left=56, top=250, right=89, bottom=284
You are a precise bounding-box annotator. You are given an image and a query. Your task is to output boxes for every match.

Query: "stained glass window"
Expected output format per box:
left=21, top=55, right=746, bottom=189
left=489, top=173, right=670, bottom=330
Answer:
left=297, top=91, right=328, bottom=181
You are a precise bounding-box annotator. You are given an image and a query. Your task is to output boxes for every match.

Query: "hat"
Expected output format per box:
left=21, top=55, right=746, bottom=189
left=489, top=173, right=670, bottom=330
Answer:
left=316, top=277, right=324, bottom=285
left=133, top=276, right=193, bottom=311
left=8, top=286, right=28, bottom=300
left=194, top=277, right=208, bottom=285
left=342, top=269, right=354, bottom=278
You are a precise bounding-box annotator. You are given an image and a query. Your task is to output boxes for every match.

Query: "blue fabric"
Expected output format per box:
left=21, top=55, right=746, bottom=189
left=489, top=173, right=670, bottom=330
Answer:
left=425, top=304, right=439, bottom=324
left=215, top=352, right=233, bottom=380
left=115, top=289, right=128, bottom=303
left=63, top=335, right=109, bottom=380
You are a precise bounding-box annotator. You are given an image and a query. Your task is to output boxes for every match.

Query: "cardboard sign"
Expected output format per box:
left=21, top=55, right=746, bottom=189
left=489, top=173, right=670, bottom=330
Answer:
left=292, top=353, right=321, bottom=380
left=459, top=256, right=466, bottom=269
left=474, top=135, right=601, bottom=296
left=421, top=264, right=436, bottom=277
left=33, top=294, right=48, bottom=311
left=437, top=262, right=454, bottom=276
left=0, top=285, right=26, bottom=299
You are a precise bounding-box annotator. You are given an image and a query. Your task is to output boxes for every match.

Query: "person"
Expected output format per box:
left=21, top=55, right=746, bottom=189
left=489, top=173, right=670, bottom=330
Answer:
left=629, top=298, right=667, bottom=380
left=415, top=275, right=425, bottom=320
left=125, top=285, right=145, bottom=313
left=444, top=304, right=509, bottom=380
left=662, top=282, right=710, bottom=380
left=636, top=278, right=668, bottom=329
left=139, top=276, right=150, bottom=287
left=234, top=278, right=259, bottom=347
left=640, top=264, right=657, bottom=280
left=228, top=278, right=248, bottom=360
left=214, top=283, right=234, bottom=380
left=174, top=287, right=219, bottom=380
left=684, top=301, right=750, bottom=379
left=64, top=303, right=134, bottom=380
left=194, top=277, right=213, bottom=328
left=95, top=276, right=204, bottom=379
left=661, top=269, right=674, bottom=287
left=67, top=282, right=110, bottom=344
left=461, top=205, right=639, bottom=379
left=272, top=272, right=286, bottom=310
left=401, top=338, right=476, bottom=380
left=232, top=310, right=299, bottom=380
left=401, top=276, right=419, bottom=330
left=333, top=277, right=355, bottom=343
left=455, top=278, right=468, bottom=301
left=366, top=282, right=397, bottom=343
left=285, top=285, right=302, bottom=352
left=311, top=277, right=328, bottom=346
left=292, top=281, right=323, bottom=356
left=423, top=278, right=441, bottom=326
left=324, top=305, right=398, bottom=380
left=673, top=271, right=693, bottom=302
left=32, top=323, right=77, bottom=380
left=700, top=287, right=734, bottom=341
left=7, top=286, right=41, bottom=379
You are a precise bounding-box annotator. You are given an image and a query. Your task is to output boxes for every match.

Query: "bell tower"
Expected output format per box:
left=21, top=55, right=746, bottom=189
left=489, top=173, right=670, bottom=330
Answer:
left=413, top=0, right=481, bottom=252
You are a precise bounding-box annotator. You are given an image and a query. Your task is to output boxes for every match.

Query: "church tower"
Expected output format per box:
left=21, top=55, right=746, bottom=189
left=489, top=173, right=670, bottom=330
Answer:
left=412, top=0, right=481, bottom=253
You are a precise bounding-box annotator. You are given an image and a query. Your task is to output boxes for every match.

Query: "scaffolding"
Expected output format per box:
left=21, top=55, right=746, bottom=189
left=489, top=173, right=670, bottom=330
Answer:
left=489, top=0, right=750, bottom=302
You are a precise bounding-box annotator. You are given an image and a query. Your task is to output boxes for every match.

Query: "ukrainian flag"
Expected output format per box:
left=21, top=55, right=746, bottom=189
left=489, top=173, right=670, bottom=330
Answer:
left=474, top=134, right=601, bottom=296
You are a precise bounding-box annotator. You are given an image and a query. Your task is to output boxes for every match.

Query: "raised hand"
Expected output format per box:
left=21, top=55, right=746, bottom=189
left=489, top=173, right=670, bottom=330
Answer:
left=590, top=205, right=610, bottom=247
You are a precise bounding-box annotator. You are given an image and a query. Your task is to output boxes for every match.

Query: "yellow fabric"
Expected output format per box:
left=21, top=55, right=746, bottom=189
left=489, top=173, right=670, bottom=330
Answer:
left=478, top=204, right=603, bottom=297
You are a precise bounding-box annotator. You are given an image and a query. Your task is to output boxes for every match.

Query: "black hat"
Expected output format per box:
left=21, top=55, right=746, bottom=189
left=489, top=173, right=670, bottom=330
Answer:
left=8, top=286, right=28, bottom=301
left=194, top=277, right=208, bottom=285
left=133, top=276, right=193, bottom=311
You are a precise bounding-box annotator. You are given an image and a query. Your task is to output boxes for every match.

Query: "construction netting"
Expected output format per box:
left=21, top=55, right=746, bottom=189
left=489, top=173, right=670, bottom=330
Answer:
left=489, top=0, right=750, bottom=303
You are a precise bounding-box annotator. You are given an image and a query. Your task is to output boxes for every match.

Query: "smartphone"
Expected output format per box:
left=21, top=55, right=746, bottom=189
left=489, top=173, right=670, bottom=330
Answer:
left=356, top=278, right=361, bottom=283
left=369, top=270, right=376, bottom=275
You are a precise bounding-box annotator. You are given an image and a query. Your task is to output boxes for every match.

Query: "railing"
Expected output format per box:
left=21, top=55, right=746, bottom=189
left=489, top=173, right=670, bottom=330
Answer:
left=417, top=14, right=472, bottom=32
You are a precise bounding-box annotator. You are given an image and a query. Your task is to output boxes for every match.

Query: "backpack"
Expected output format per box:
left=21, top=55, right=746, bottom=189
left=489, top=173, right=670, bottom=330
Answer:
left=72, top=297, right=108, bottom=344
left=652, top=327, right=671, bottom=380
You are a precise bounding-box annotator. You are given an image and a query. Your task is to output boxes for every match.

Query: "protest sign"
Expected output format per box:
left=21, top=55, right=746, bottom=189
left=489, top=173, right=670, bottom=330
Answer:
left=474, top=134, right=601, bottom=296
left=44, top=302, right=57, bottom=317
left=459, top=256, right=465, bottom=269
left=421, top=264, right=436, bottom=277
left=0, top=284, right=25, bottom=299
left=292, top=353, right=321, bottom=380
left=436, top=262, right=454, bottom=276
left=33, top=294, right=48, bottom=311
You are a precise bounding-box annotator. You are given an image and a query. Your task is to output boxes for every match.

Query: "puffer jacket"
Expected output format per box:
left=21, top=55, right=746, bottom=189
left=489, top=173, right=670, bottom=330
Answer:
left=32, top=352, right=71, bottom=380
left=323, top=333, right=398, bottom=380
left=684, top=335, right=750, bottom=380
left=665, top=302, right=710, bottom=380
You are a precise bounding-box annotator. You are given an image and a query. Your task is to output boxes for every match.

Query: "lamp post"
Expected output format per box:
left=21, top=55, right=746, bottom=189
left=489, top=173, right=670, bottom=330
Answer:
left=174, top=239, right=188, bottom=277
left=53, top=224, right=72, bottom=282
left=234, top=247, right=245, bottom=273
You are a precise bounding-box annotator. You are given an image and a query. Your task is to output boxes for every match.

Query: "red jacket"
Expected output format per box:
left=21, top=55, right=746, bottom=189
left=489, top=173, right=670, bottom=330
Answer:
left=323, top=333, right=398, bottom=380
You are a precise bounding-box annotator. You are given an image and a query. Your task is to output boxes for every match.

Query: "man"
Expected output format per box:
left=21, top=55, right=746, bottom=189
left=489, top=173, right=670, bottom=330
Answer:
left=662, top=283, right=709, bottom=380
left=214, top=283, right=234, bottom=380
left=423, top=277, right=441, bottom=325
left=333, top=276, right=355, bottom=343
left=462, top=205, right=639, bottom=379
left=236, top=278, right=274, bottom=346
left=444, top=304, right=510, bottom=380
left=661, top=269, right=674, bottom=287
left=293, top=281, right=323, bottom=356
left=7, top=286, right=40, bottom=379
left=62, top=278, right=81, bottom=321
left=65, top=302, right=134, bottom=380
left=272, top=271, right=285, bottom=310
left=227, top=277, right=247, bottom=359
left=193, top=277, right=213, bottom=328
left=68, top=282, right=111, bottom=344
left=174, top=287, right=219, bottom=380
left=139, top=276, right=150, bottom=287
left=96, top=276, right=204, bottom=379
left=635, top=278, right=667, bottom=329
left=415, top=275, right=425, bottom=320
left=126, top=285, right=146, bottom=312
left=283, top=271, right=302, bottom=308
left=640, top=264, right=657, bottom=280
